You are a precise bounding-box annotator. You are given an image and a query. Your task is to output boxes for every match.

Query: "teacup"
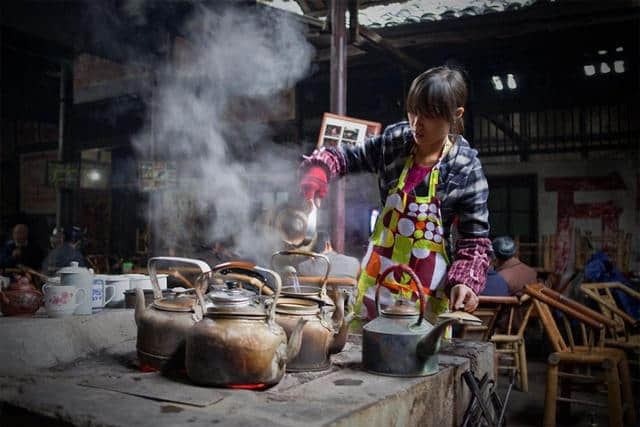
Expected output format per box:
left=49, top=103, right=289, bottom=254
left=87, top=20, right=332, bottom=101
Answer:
left=105, top=275, right=130, bottom=308
left=43, top=284, right=86, bottom=318
left=92, top=275, right=116, bottom=311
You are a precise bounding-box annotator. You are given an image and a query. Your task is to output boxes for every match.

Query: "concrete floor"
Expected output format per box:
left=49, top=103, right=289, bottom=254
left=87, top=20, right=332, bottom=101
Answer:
left=494, top=323, right=639, bottom=427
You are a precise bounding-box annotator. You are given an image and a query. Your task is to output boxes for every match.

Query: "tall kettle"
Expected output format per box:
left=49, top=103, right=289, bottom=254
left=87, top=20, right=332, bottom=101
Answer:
left=362, top=264, right=454, bottom=377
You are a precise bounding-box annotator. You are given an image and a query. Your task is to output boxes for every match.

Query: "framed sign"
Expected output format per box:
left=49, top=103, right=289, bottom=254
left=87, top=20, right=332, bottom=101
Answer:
left=20, top=151, right=58, bottom=214
left=316, top=113, right=382, bottom=149
left=138, top=161, right=177, bottom=191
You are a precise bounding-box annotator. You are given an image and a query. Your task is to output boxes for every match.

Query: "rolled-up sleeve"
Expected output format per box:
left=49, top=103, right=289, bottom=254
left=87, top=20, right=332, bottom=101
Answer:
left=446, top=156, right=492, bottom=294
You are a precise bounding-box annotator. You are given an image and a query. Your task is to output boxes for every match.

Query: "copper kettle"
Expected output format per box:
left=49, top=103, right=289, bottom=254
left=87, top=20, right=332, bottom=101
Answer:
left=134, top=256, right=211, bottom=372
left=186, top=267, right=306, bottom=388
left=362, top=264, right=455, bottom=377
left=271, top=250, right=354, bottom=372
left=0, top=274, right=43, bottom=316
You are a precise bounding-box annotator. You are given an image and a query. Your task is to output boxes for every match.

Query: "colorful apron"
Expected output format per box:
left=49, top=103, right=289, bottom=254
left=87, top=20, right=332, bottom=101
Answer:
left=356, top=154, right=450, bottom=324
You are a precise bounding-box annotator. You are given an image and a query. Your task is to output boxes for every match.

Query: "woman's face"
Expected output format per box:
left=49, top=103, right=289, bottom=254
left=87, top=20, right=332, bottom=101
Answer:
left=407, top=107, right=464, bottom=148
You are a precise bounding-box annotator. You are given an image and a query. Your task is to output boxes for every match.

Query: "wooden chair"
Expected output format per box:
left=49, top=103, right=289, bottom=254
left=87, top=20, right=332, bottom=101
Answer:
left=458, top=295, right=520, bottom=341
left=490, top=294, right=534, bottom=392
left=580, top=281, right=640, bottom=377
left=525, top=283, right=636, bottom=427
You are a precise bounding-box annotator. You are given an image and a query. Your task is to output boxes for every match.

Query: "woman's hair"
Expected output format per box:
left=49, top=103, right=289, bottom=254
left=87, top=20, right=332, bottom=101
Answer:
left=406, top=66, right=468, bottom=134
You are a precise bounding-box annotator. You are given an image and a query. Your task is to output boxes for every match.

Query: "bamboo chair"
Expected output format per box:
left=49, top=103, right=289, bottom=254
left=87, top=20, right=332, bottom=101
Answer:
left=490, top=294, right=534, bottom=392
left=580, top=282, right=640, bottom=378
left=525, top=283, right=636, bottom=427
left=458, top=295, right=520, bottom=341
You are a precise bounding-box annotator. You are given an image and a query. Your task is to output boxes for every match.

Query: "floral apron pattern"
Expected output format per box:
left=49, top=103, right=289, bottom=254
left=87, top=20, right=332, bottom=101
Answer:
left=356, top=155, right=450, bottom=323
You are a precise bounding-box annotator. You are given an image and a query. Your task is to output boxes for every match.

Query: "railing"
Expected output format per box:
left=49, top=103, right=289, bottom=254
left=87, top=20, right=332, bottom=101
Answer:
left=473, top=101, right=639, bottom=156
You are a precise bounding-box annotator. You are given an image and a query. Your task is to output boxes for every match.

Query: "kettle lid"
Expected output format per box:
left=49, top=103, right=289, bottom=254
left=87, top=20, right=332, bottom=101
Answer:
left=57, top=261, right=90, bottom=275
left=381, top=298, right=420, bottom=317
left=152, top=292, right=197, bottom=312
left=205, top=281, right=267, bottom=318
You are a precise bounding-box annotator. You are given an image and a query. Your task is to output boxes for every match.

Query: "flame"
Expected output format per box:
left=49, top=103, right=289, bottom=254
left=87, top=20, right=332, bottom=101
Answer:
left=227, top=383, right=267, bottom=390
left=139, top=363, right=158, bottom=373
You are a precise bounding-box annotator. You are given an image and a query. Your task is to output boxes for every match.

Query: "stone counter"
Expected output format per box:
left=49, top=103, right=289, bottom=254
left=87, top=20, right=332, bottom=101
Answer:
left=0, top=310, right=493, bottom=427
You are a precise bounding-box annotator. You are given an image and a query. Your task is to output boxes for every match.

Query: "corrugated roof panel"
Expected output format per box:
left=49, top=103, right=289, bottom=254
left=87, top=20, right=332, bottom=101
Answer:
left=260, top=0, right=548, bottom=27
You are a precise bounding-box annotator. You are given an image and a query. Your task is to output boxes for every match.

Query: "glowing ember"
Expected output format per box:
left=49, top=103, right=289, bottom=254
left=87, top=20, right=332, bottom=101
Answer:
left=228, top=383, right=267, bottom=390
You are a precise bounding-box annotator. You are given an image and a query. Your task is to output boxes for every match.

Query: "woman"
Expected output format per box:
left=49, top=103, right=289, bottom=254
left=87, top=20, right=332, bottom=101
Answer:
left=299, top=66, right=491, bottom=321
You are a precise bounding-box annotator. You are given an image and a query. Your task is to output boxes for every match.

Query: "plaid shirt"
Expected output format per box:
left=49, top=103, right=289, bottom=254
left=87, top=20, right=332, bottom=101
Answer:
left=302, top=121, right=491, bottom=294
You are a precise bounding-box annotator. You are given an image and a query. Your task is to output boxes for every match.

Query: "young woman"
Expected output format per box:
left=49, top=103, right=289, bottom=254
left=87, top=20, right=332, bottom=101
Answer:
left=299, top=66, right=491, bottom=321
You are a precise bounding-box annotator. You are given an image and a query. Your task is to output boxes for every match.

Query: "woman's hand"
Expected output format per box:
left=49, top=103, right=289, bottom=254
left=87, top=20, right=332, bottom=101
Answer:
left=449, top=284, right=479, bottom=312
left=300, top=166, right=328, bottom=201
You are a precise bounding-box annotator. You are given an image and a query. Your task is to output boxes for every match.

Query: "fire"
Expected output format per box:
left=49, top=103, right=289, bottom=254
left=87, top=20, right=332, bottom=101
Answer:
left=227, top=383, right=267, bottom=390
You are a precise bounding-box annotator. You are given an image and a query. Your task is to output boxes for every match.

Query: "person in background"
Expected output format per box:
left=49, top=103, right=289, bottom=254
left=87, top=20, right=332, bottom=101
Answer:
left=299, top=66, right=491, bottom=322
left=41, top=226, right=87, bottom=276
left=0, top=223, right=44, bottom=270
left=480, top=253, right=510, bottom=297
left=297, top=231, right=360, bottom=279
left=492, top=236, right=537, bottom=296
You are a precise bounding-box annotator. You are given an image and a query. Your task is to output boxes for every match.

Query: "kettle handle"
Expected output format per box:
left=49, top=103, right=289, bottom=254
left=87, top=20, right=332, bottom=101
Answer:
left=212, top=262, right=274, bottom=295
left=211, top=272, right=273, bottom=296
left=212, top=261, right=256, bottom=271
left=375, top=264, right=425, bottom=327
left=271, top=250, right=331, bottom=298
left=148, top=257, right=212, bottom=300
left=254, top=266, right=282, bottom=323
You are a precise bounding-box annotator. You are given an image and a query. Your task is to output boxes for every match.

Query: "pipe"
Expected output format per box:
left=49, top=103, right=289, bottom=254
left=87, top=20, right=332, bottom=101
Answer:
left=329, top=0, right=347, bottom=252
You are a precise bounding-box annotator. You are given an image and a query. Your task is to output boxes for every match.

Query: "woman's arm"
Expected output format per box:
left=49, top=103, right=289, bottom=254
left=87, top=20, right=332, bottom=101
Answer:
left=446, top=156, right=492, bottom=296
left=300, top=123, right=412, bottom=179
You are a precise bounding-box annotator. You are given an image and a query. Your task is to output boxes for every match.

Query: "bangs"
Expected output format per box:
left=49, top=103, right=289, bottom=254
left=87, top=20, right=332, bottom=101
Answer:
left=406, top=66, right=468, bottom=123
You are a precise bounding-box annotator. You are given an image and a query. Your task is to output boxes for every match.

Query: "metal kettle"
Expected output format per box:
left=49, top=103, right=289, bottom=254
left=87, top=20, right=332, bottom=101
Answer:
left=272, top=250, right=353, bottom=372
left=362, top=264, right=455, bottom=377
left=185, top=267, right=306, bottom=388
left=134, top=256, right=211, bottom=372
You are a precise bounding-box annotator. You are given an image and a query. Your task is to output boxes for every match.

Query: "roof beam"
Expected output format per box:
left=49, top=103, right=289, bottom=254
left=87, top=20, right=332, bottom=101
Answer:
left=354, top=26, right=425, bottom=73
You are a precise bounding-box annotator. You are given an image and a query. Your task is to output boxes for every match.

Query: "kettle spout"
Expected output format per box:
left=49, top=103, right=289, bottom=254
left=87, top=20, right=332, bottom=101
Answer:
left=416, top=318, right=455, bottom=360
left=134, top=287, right=145, bottom=327
left=285, top=318, right=308, bottom=363
left=329, top=290, right=353, bottom=355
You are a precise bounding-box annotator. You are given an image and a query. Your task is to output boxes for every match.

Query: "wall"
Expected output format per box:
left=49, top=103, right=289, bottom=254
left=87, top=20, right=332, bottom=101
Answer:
left=483, top=150, right=640, bottom=271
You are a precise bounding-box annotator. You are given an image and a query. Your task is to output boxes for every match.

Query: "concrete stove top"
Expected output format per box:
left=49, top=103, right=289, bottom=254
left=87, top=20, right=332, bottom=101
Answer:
left=0, top=309, right=493, bottom=427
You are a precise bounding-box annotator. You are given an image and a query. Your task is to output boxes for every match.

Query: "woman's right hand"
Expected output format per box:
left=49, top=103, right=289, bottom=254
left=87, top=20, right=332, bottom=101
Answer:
left=300, top=166, right=328, bottom=202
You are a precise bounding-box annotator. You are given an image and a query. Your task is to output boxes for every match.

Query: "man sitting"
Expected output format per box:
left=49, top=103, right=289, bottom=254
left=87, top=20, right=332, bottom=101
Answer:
left=41, top=226, right=86, bottom=276
left=492, top=236, right=537, bottom=296
left=0, top=223, right=44, bottom=270
left=297, top=231, right=360, bottom=279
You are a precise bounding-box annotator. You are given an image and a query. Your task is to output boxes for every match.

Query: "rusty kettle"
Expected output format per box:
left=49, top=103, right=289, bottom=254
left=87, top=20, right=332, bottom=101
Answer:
left=271, top=250, right=353, bottom=371
left=362, top=264, right=455, bottom=377
left=185, top=267, right=306, bottom=388
left=134, top=256, right=211, bottom=372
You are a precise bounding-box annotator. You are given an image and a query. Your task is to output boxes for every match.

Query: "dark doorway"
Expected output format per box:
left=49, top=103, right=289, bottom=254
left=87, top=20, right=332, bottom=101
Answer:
left=487, top=175, right=538, bottom=266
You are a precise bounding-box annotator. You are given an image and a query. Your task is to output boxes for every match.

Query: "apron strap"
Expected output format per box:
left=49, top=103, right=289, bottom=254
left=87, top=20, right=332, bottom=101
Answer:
left=396, top=156, right=414, bottom=191
left=428, top=168, right=440, bottom=198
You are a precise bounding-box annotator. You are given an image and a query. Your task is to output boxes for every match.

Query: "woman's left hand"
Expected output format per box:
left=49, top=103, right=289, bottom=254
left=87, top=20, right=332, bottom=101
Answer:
left=449, top=284, right=479, bottom=312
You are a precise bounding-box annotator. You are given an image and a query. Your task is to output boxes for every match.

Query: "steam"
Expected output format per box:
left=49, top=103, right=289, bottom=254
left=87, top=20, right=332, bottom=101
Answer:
left=132, top=4, right=314, bottom=264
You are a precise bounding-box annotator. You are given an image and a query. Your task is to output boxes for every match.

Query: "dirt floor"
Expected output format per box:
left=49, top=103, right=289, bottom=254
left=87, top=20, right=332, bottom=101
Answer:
left=495, top=321, right=639, bottom=427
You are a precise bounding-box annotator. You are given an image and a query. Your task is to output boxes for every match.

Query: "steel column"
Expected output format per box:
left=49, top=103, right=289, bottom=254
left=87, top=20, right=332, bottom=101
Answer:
left=329, top=0, right=347, bottom=252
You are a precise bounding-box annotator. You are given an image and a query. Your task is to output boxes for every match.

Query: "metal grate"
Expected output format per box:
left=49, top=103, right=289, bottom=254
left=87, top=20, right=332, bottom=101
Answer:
left=473, top=101, right=639, bottom=156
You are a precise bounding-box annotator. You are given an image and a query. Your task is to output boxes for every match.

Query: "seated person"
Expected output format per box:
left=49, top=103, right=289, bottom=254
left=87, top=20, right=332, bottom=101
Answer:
left=481, top=267, right=510, bottom=296
left=41, top=226, right=86, bottom=276
left=492, top=236, right=537, bottom=296
left=297, top=231, right=360, bottom=279
left=0, top=223, right=44, bottom=270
